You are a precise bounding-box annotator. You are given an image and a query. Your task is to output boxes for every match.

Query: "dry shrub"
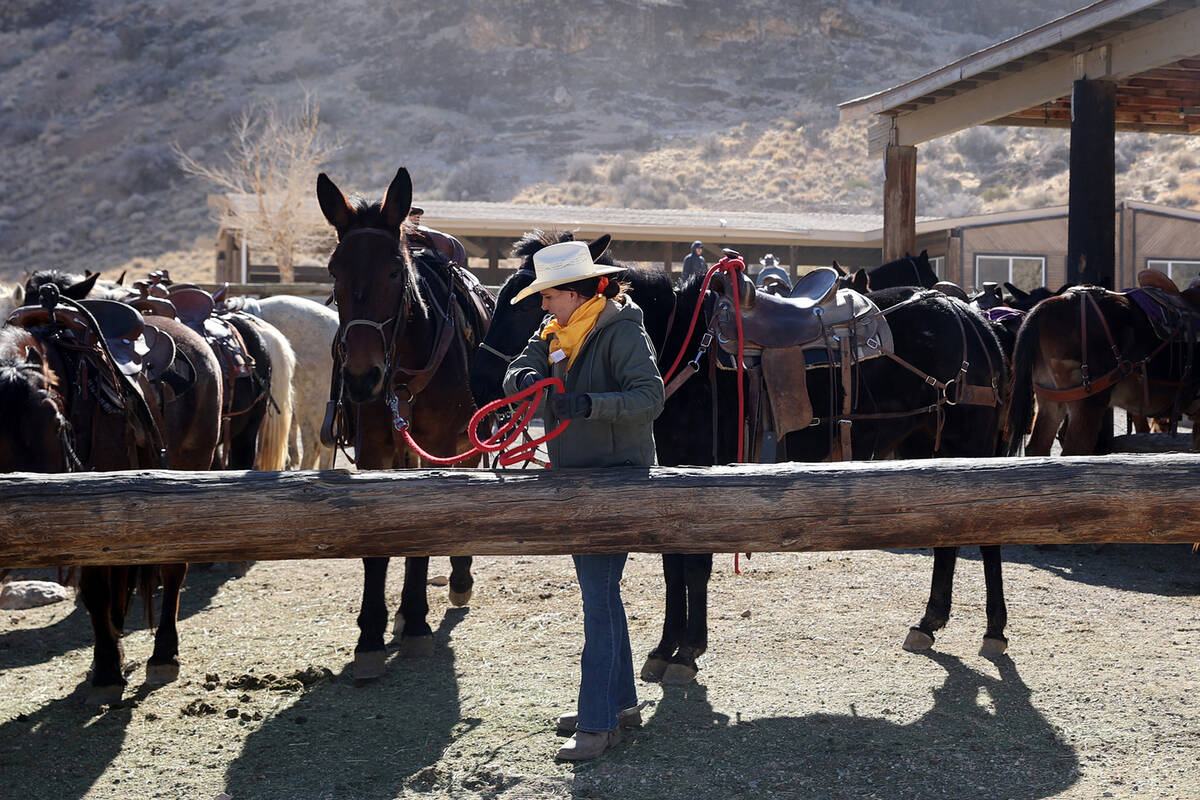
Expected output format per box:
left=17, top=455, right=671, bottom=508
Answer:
left=175, top=92, right=339, bottom=283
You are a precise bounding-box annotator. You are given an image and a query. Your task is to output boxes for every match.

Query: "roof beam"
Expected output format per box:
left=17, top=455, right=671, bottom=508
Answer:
left=879, top=3, right=1200, bottom=154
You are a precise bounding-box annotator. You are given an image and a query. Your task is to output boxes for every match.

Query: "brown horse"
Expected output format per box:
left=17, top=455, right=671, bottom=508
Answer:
left=1, top=285, right=222, bottom=704
left=317, top=166, right=489, bottom=680
left=1008, top=286, right=1200, bottom=455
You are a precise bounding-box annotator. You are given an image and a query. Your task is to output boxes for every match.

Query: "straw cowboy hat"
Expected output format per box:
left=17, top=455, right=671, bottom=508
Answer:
left=512, top=235, right=620, bottom=304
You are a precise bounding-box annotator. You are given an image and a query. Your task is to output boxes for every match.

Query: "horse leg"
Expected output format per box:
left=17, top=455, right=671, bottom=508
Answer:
left=1026, top=401, right=1065, bottom=456
left=146, top=563, right=188, bottom=685
left=663, top=553, right=713, bottom=685
left=641, top=553, right=685, bottom=681
left=448, top=555, right=474, bottom=607
left=979, top=545, right=1008, bottom=657
left=904, top=547, right=958, bottom=651
left=354, top=556, right=390, bottom=680
left=1060, top=400, right=1106, bottom=455
left=80, top=566, right=126, bottom=705
left=398, top=556, right=434, bottom=657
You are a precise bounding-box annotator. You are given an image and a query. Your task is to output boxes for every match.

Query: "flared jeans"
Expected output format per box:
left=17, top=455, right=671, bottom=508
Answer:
left=572, top=553, right=637, bottom=733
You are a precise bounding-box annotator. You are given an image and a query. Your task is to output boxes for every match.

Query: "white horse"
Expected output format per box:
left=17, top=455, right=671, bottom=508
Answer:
left=248, top=295, right=338, bottom=469
left=241, top=314, right=296, bottom=472
left=0, top=283, right=24, bottom=320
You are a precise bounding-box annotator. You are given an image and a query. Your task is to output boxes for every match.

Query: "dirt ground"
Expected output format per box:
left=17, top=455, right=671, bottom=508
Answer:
left=2, top=540, right=1198, bottom=800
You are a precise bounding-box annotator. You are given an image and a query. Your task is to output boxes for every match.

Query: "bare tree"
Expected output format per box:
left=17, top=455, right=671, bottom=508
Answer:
left=176, top=93, right=339, bottom=283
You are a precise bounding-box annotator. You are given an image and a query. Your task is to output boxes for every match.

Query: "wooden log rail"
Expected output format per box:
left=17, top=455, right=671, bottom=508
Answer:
left=1, top=455, right=1198, bottom=568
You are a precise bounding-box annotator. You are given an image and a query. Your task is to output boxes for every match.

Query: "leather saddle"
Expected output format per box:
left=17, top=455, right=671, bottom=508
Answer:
left=78, top=299, right=151, bottom=377
left=711, top=267, right=895, bottom=439
left=168, top=286, right=254, bottom=379
left=715, top=267, right=891, bottom=357
left=1127, top=286, right=1200, bottom=341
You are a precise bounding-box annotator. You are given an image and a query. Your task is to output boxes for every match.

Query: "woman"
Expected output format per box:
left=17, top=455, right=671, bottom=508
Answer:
left=503, top=237, right=665, bottom=761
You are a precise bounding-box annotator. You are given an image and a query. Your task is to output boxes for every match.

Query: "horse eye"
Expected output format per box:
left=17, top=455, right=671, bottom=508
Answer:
left=390, top=269, right=401, bottom=279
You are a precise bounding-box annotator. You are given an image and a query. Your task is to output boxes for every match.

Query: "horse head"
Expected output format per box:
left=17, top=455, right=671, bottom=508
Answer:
left=318, top=166, right=421, bottom=404
left=0, top=328, right=71, bottom=472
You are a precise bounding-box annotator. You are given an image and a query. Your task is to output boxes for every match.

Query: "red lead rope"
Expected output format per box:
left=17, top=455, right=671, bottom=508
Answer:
left=659, top=255, right=750, bottom=574
left=393, top=377, right=569, bottom=467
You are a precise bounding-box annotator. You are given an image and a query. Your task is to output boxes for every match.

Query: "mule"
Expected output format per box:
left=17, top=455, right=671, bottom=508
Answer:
left=1, top=284, right=222, bottom=703
left=1007, top=286, right=1200, bottom=456
left=472, top=237, right=1014, bottom=683
left=317, top=166, right=490, bottom=680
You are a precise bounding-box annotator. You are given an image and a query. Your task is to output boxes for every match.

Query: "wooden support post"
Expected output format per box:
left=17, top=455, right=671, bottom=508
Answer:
left=883, top=144, right=917, bottom=263
left=663, top=242, right=673, bottom=274
left=1067, top=78, right=1116, bottom=288
left=486, top=240, right=501, bottom=285
left=788, top=245, right=797, bottom=282
left=1, top=456, right=1199, bottom=567
left=947, top=231, right=962, bottom=287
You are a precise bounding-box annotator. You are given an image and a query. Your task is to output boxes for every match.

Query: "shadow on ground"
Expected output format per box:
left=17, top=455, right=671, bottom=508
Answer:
left=0, top=561, right=238, bottom=673
left=568, top=653, right=1077, bottom=800
left=221, top=607, right=469, bottom=799
left=892, top=543, right=1200, bottom=597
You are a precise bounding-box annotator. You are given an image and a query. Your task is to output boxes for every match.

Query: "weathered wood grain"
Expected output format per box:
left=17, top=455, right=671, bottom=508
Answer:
left=1, top=455, right=1197, bottom=567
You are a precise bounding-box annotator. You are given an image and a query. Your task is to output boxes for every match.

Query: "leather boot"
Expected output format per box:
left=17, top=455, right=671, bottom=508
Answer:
left=556, top=706, right=642, bottom=736
left=555, top=728, right=621, bottom=761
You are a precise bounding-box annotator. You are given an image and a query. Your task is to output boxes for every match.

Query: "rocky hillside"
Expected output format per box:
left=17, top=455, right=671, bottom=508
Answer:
left=1, top=0, right=1197, bottom=283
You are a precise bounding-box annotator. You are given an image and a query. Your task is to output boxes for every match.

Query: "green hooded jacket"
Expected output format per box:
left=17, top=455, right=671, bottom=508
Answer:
left=503, top=295, right=664, bottom=468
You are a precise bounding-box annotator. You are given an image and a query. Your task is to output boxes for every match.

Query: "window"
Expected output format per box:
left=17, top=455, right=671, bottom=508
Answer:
left=928, top=255, right=944, bottom=278
left=974, top=255, right=1046, bottom=291
left=1146, top=259, right=1200, bottom=290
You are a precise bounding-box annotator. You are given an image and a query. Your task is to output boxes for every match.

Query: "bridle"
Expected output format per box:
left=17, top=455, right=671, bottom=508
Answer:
left=332, top=226, right=412, bottom=375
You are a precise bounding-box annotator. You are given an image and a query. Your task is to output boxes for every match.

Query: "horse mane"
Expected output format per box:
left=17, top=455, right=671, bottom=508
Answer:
left=0, top=328, right=59, bottom=410
left=510, top=229, right=618, bottom=269
left=25, top=269, right=84, bottom=293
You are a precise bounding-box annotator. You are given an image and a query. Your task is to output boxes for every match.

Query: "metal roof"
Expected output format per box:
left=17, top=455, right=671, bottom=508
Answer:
left=839, top=0, right=1200, bottom=156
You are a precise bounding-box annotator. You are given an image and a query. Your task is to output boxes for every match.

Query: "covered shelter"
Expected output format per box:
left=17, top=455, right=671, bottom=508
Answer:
left=838, top=0, right=1200, bottom=288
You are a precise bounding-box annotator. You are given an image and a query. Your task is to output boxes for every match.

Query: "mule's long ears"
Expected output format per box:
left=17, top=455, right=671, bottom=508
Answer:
left=316, top=172, right=354, bottom=232
left=380, top=167, right=412, bottom=231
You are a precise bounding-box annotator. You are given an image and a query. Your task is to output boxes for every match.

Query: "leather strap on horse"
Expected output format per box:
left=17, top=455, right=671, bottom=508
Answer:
left=1032, top=289, right=1175, bottom=404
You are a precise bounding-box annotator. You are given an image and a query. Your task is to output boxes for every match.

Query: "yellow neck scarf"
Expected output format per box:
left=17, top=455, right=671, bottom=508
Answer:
left=541, top=295, right=606, bottom=368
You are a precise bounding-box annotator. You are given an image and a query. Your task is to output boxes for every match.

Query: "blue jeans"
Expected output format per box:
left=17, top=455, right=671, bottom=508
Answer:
left=572, top=553, right=637, bottom=733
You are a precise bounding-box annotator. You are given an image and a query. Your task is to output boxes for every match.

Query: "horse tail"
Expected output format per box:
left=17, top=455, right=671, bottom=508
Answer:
left=1005, top=302, right=1045, bottom=457
left=248, top=317, right=296, bottom=471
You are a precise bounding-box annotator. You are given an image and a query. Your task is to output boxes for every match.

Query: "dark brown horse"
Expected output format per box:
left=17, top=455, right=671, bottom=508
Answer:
left=317, top=166, right=489, bottom=680
left=1008, top=285, right=1200, bottom=455
left=1, top=284, right=222, bottom=704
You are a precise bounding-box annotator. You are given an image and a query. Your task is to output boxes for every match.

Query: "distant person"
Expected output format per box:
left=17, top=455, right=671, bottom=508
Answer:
left=753, top=263, right=792, bottom=296
left=404, top=204, right=468, bottom=268
left=682, top=240, right=706, bottom=283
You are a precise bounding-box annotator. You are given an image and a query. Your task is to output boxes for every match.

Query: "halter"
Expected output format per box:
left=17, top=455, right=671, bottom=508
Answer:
left=333, top=226, right=410, bottom=369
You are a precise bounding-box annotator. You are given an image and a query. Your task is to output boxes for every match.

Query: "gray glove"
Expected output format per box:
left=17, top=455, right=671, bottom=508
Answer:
left=550, top=392, right=591, bottom=420
left=516, top=371, right=539, bottom=392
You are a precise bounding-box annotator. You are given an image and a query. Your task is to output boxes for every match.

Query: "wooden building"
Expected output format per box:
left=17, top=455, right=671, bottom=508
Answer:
left=916, top=200, right=1200, bottom=291
left=213, top=193, right=1200, bottom=292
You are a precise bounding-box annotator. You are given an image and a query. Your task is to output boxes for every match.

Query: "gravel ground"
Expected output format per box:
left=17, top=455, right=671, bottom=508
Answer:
left=2, top=540, right=1198, bottom=800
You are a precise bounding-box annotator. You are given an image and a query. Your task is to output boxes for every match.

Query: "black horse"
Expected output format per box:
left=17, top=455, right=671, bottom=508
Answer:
left=470, top=236, right=1014, bottom=683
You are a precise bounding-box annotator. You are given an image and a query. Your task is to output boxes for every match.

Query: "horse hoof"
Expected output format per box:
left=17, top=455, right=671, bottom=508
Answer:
left=903, top=628, right=934, bottom=651
left=400, top=634, right=434, bottom=658
left=979, top=636, right=1008, bottom=658
left=662, top=663, right=698, bottom=685
left=145, top=662, right=180, bottom=686
left=640, top=657, right=669, bottom=682
left=353, top=650, right=387, bottom=681
left=392, top=610, right=405, bottom=638
left=86, top=684, right=124, bottom=706
left=448, top=588, right=472, bottom=607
